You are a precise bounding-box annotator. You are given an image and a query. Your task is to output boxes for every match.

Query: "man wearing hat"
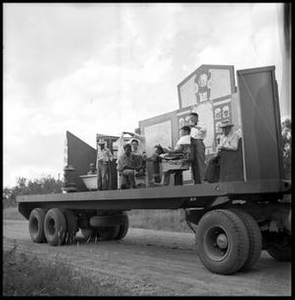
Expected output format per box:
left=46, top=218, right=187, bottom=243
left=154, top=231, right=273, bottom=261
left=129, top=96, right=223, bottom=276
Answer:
left=189, top=111, right=207, bottom=184
left=96, top=138, right=114, bottom=190
left=205, top=120, right=241, bottom=182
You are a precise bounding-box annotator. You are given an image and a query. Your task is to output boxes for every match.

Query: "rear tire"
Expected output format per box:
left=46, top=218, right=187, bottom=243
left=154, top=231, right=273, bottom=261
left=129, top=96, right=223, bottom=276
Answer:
left=96, top=226, right=120, bottom=240
left=89, top=214, right=128, bottom=227
left=115, top=213, right=129, bottom=240
left=196, top=209, right=249, bottom=275
left=89, top=213, right=128, bottom=241
left=61, top=209, right=78, bottom=244
left=29, top=208, right=47, bottom=243
left=44, top=208, right=67, bottom=246
left=230, top=209, right=262, bottom=271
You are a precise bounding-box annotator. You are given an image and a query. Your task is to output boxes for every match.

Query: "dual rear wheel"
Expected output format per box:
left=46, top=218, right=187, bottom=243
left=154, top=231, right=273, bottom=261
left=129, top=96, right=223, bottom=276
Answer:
left=29, top=208, right=129, bottom=246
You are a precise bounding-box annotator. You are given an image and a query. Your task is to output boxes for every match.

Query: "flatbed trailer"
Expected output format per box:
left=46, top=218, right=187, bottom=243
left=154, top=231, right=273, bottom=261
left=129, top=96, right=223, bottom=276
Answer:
left=16, top=66, right=291, bottom=275
left=18, top=179, right=290, bottom=213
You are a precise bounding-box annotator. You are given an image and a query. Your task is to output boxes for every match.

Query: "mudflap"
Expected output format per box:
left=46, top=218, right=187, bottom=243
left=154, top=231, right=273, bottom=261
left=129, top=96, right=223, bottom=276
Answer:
left=185, top=209, right=206, bottom=226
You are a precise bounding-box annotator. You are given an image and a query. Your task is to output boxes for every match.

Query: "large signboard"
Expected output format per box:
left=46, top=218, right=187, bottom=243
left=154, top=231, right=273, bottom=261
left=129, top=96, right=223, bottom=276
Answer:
left=177, top=65, right=237, bottom=153
left=143, top=120, right=172, bottom=157
left=178, top=65, right=235, bottom=107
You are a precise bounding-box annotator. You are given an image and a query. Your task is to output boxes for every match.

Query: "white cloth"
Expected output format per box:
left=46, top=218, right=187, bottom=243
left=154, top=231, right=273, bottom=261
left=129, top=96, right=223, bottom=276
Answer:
left=129, top=133, right=146, bottom=154
left=114, top=133, right=146, bottom=159
left=190, top=122, right=207, bottom=140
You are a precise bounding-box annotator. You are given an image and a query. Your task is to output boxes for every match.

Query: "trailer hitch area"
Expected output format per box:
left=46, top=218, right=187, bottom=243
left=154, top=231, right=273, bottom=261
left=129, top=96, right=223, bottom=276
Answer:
left=282, top=180, right=291, bottom=194
left=269, top=209, right=292, bottom=233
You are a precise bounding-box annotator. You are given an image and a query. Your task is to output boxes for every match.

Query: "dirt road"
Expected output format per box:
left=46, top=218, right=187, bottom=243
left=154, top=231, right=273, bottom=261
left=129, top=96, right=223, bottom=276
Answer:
left=3, top=220, right=291, bottom=296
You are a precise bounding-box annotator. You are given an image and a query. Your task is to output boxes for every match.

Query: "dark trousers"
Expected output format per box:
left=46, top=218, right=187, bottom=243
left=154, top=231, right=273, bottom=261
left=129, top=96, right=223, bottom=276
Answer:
left=120, top=169, right=136, bottom=189
left=190, top=138, right=206, bottom=184
left=97, top=161, right=110, bottom=190
left=205, top=154, right=220, bottom=183
left=163, top=170, right=183, bottom=186
left=152, top=153, right=162, bottom=183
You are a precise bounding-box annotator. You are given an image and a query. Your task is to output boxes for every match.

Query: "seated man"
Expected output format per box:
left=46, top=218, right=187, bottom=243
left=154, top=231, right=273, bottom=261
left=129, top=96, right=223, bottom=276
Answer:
left=116, top=143, right=138, bottom=189
left=130, top=138, right=148, bottom=188
left=87, top=163, right=96, bottom=175
left=130, top=138, right=146, bottom=176
left=205, top=120, right=241, bottom=183
left=152, top=126, right=191, bottom=186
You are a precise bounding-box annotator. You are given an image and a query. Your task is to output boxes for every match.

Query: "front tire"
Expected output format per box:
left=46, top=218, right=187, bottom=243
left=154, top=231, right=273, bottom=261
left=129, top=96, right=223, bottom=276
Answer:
left=230, top=209, right=262, bottom=271
left=196, top=209, right=249, bottom=275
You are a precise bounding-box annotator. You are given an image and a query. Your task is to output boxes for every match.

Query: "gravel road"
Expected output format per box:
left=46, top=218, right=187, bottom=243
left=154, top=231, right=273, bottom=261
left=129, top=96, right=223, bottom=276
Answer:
left=3, top=220, right=291, bottom=296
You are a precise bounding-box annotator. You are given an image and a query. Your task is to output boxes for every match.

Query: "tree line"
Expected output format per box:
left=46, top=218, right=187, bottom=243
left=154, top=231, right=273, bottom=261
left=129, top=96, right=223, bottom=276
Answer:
left=3, top=176, right=63, bottom=208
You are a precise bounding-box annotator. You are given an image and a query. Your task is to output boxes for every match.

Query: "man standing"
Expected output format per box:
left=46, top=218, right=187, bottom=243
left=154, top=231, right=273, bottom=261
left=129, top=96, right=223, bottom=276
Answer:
left=96, top=138, right=113, bottom=190
left=189, top=112, right=207, bottom=184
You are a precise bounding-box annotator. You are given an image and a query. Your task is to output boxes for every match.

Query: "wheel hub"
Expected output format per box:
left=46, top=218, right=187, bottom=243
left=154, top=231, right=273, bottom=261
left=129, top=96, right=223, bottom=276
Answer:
left=216, top=233, right=228, bottom=249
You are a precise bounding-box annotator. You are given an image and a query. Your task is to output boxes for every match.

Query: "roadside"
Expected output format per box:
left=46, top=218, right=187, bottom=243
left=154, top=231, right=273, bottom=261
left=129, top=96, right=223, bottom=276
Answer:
left=3, top=220, right=292, bottom=296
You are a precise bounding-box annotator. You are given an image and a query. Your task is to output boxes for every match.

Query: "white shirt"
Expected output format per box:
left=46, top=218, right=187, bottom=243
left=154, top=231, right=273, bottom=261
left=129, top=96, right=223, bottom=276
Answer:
left=96, top=147, right=113, bottom=168
left=218, top=130, right=241, bottom=151
left=175, top=135, right=191, bottom=149
left=190, top=122, right=207, bottom=140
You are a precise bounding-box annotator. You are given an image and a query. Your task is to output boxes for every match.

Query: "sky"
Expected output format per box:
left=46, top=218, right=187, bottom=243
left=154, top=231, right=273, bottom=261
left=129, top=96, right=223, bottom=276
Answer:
left=3, top=3, right=290, bottom=188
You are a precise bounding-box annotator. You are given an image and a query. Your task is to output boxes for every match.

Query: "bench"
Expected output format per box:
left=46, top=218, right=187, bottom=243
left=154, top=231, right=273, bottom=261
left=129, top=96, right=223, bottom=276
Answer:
left=220, top=138, right=244, bottom=182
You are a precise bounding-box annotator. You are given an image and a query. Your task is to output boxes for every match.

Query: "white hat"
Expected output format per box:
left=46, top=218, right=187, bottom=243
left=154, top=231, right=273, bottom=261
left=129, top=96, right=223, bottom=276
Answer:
left=98, top=138, right=105, bottom=144
left=220, top=120, right=234, bottom=128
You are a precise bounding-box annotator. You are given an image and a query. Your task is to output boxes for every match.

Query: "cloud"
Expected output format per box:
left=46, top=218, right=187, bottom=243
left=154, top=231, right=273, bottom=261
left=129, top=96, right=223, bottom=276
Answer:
left=3, top=3, right=287, bottom=187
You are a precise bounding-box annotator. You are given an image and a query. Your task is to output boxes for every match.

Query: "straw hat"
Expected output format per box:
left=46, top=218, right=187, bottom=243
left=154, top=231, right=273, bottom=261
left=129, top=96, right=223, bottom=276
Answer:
left=220, top=120, right=234, bottom=128
left=97, top=138, right=105, bottom=144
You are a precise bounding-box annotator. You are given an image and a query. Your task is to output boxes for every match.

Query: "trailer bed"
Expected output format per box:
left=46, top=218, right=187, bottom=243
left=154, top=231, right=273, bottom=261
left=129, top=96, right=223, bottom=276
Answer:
left=17, top=179, right=290, bottom=219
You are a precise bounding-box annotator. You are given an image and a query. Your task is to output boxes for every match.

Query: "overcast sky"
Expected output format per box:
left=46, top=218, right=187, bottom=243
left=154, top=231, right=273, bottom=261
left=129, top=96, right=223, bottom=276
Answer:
left=3, top=3, right=290, bottom=188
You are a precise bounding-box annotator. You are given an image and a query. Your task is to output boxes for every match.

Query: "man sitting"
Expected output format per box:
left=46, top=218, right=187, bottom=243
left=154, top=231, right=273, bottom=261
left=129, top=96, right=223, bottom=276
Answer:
left=116, top=143, right=137, bottom=189
left=130, top=138, right=146, bottom=176
left=87, top=163, right=97, bottom=175
left=205, top=120, right=241, bottom=183
left=152, top=126, right=191, bottom=186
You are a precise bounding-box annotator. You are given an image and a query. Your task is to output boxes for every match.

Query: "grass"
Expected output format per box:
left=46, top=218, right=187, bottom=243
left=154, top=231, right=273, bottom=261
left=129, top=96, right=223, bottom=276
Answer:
left=128, top=209, right=191, bottom=233
left=3, top=206, right=191, bottom=233
left=3, top=243, right=137, bottom=296
left=3, top=206, right=26, bottom=221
